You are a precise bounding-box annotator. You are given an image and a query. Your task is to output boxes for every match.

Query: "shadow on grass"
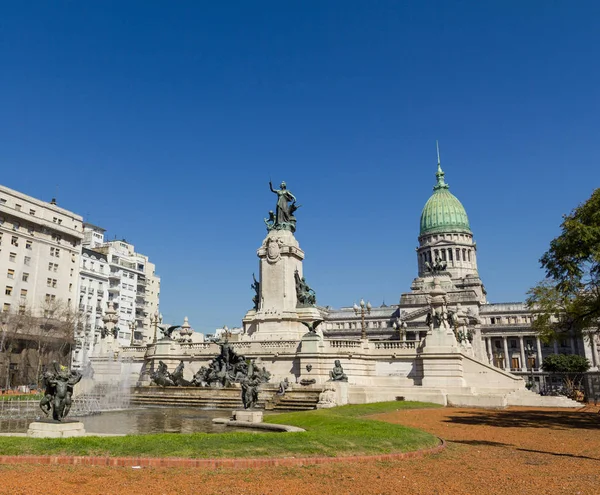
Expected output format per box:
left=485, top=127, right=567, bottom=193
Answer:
left=443, top=409, right=600, bottom=430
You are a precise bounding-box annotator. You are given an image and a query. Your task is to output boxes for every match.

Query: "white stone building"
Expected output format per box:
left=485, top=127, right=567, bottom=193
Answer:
left=82, top=225, right=161, bottom=347
left=320, top=153, right=599, bottom=391
left=72, top=246, right=109, bottom=369
left=0, top=185, right=83, bottom=315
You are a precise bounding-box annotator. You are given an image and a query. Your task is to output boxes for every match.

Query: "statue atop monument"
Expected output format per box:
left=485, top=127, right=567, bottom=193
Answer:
left=268, top=180, right=301, bottom=233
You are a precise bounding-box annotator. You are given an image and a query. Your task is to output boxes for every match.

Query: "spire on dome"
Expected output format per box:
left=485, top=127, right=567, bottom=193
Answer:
left=434, top=140, right=449, bottom=191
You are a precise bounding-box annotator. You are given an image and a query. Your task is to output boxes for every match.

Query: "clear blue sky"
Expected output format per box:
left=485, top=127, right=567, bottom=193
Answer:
left=1, top=2, right=598, bottom=333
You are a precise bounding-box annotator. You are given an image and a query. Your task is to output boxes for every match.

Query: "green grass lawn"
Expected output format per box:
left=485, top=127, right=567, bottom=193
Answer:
left=0, top=401, right=441, bottom=459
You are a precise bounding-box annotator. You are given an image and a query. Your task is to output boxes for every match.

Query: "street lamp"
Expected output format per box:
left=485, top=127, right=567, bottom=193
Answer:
left=353, top=299, right=372, bottom=340
left=129, top=320, right=136, bottom=346
left=525, top=343, right=536, bottom=390
left=151, top=311, right=163, bottom=343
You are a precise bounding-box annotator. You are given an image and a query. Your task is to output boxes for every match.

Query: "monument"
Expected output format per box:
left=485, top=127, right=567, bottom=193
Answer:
left=243, top=181, right=322, bottom=340
left=27, top=362, right=86, bottom=438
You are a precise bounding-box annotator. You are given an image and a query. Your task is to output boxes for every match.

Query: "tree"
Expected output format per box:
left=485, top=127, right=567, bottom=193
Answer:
left=541, top=354, right=591, bottom=399
left=0, top=299, right=77, bottom=388
left=527, top=188, right=600, bottom=343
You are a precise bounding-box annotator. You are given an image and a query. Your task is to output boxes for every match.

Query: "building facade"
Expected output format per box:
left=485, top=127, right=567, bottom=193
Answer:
left=320, top=153, right=599, bottom=388
left=0, top=186, right=83, bottom=315
left=82, top=225, right=161, bottom=347
left=0, top=185, right=84, bottom=385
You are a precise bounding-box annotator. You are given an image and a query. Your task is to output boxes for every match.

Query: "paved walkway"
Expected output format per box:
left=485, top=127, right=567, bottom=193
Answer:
left=0, top=405, right=598, bottom=495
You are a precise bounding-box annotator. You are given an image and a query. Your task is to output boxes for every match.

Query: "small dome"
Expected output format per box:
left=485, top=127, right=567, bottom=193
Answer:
left=419, top=160, right=471, bottom=236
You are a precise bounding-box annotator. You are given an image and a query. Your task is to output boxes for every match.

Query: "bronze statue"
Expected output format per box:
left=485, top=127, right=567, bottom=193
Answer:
left=295, top=269, right=316, bottom=307
left=268, top=180, right=299, bottom=232
left=329, top=360, right=348, bottom=382
left=251, top=273, right=260, bottom=310
left=301, top=319, right=322, bottom=334
left=159, top=325, right=180, bottom=340
left=39, top=362, right=82, bottom=421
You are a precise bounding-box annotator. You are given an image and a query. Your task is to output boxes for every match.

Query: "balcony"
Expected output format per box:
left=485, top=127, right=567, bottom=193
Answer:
left=108, top=286, right=119, bottom=292
left=97, top=290, right=104, bottom=296
left=80, top=287, right=87, bottom=293
left=109, top=272, right=120, bottom=279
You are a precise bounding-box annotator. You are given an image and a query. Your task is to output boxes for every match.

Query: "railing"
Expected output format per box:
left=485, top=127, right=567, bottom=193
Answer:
left=328, top=340, right=362, bottom=349
left=259, top=341, right=299, bottom=350
left=373, top=341, right=418, bottom=350
left=180, top=342, right=214, bottom=352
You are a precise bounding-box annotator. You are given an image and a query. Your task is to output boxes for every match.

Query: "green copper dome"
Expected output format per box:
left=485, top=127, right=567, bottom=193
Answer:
left=419, top=159, right=471, bottom=236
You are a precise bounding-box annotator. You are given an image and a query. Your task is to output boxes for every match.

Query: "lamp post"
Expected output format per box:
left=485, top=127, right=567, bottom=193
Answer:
left=525, top=342, right=536, bottom=390
left=151, top=311, right=163, bottom=343
left=129, top=320, right=136, bottom=346
left=353, top=299, right=372, bottom=340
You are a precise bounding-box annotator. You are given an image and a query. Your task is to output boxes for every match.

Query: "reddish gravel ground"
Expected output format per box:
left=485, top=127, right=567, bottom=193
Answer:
left=0, top=405, right=598, bottom=495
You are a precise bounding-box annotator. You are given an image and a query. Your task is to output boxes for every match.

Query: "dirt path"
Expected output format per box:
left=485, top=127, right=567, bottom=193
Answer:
left=0, top=406, right=598, bottom=495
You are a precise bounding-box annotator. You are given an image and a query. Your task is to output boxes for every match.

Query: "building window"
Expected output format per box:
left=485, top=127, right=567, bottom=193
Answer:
left=50, top=247, right=60, bottom=258
left=27, top=225, right=34, bottom=235
left=10, top=236, right=18, bottom=247
left=20, top=289, right=27, bottom=298
left=511, top=357, right=520, bottom=370
left=15, top=204, right=21, bottom=211
left=25, top=241, right=32, bottom=250
left=2, top=303, right=10, bottom=312
left=9, top=252, right=16, bottom=262
left=5, top=286, right=12, bottom=296
left=448, top=249, right=453, bottom=261
left=7, top=269, right=14, bottom=279
left=456, top=248, right=460, bottom=261
left=48, top=262, right=58, bottom=272
left=22, top=272, right=29, bottom=282
left=24, top=256, right=31, bottom=266
left=467, top=250, right=471, bottom=262
left=462, top=249, right=466, bottom=261
left=29, top=209, right=35, bottom=215
left=510, top=339, right=517, bottom=349
left=12, top=222, right=19, bottom=231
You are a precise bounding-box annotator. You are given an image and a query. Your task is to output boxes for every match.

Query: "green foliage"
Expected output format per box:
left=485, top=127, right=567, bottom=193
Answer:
left=527, top=188, right=600, bottom=341
left=541, top=354, right=591, bottom=374
left=0, top=401, right=440, bottom=458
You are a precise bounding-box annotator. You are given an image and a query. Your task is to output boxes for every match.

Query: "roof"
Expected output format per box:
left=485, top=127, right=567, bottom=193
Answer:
left=419, top=159, right=471, bottom=236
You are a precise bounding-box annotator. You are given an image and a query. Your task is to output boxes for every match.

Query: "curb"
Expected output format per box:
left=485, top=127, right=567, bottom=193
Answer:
left=0, top=438, right=445, bottom=469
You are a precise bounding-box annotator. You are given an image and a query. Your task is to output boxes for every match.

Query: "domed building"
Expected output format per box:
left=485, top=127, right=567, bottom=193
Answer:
left=321, top=147, right=598, bottom=392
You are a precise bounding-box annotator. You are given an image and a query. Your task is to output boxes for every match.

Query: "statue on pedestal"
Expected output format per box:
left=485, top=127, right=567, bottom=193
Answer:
left=268, top=181, right=300, bottom=233
left=329, top=360, right=348, bottom=382
left=251, top=273, right=260, bottom=310
left=295, top=270, right=317, bottom=307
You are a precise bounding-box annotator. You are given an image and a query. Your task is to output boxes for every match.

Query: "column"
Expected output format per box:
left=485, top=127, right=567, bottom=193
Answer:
left=484, top=337, right=491, bottom=364
left=503, top=336, right=510, bottom=371
left=592, top=337, right=599, bottom=369
left=569, top=336, right=575, bottom=355
left=553, top=340, right=559, bottom=354
left=519, top=336, right=527, bottom=371
left=535, top=337, right=543, bottom=371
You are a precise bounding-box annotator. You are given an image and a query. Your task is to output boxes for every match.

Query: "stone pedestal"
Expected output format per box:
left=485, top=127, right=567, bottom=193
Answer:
left=233, top=410, right=263, bottom=423
left=243, top=229, right=321, bottom=340
left=27, top=420, right=86, bottom=438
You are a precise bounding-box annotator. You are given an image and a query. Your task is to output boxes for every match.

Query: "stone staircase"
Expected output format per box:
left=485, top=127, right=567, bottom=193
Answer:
left=263, top=389, right=321, bottom=411
left=131, top=386, right=320, bottom=411
left=505, top=389, right=581, bottom=408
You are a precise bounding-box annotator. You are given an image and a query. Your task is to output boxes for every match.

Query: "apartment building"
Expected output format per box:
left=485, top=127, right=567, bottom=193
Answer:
left=82, top=225, right=160, bottom=347
left=0, top=185, right=83, bottom=315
